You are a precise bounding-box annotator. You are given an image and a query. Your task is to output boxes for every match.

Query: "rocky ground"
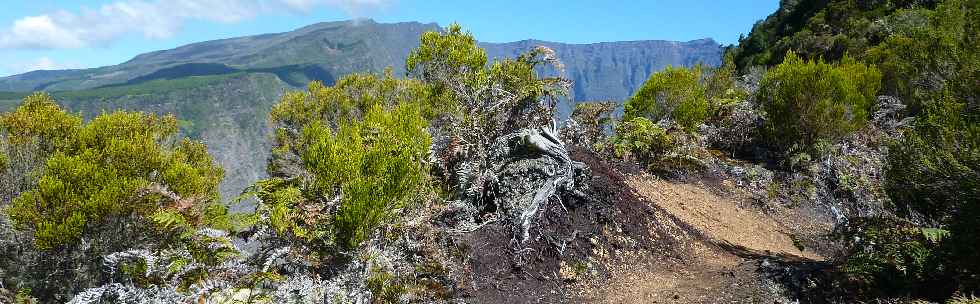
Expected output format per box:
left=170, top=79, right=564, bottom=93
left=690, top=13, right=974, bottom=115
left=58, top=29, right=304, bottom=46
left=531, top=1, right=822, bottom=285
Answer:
left=454, top=149, right=839, bottom=303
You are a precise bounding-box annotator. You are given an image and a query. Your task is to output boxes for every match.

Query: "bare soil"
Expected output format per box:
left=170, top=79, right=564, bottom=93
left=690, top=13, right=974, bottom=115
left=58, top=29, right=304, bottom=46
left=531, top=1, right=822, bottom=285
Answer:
left=458, top=151, right=836, bottom=303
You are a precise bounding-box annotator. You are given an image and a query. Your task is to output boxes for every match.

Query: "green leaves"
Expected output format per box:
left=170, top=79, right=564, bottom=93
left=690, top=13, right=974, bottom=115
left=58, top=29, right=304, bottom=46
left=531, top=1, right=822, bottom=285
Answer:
left=886, top=94, right=979, bottom=221
left=0, top=92, right=81, bottom=152
left=839, top=217, right=941, bottom=297
left=624, top=65, right=709, bottom=131
left=302, top=102, right=430, bottom=249
left=1, top=93, right=224, bottom=251
left=611, top=117, right=673, bottom=166
left=757, top=51, right=881, bottom=155
left=406, top=23, right=487, bottom=82
left=262, top=73, right=433, bottom=251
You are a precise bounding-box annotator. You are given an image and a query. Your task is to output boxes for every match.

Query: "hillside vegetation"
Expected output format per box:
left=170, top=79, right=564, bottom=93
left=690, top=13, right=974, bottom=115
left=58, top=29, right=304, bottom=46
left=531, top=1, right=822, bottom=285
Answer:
left=1, top=1, right=978, bottom=302
left=0, top=20, right=722, bottom=202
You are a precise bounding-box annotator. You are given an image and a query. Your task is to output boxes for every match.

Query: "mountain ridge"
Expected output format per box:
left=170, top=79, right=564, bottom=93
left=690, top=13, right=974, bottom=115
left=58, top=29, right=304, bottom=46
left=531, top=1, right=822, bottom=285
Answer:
left=0, top=19, right=724, bottom=202
left=1, top=19, right=723, bottom=99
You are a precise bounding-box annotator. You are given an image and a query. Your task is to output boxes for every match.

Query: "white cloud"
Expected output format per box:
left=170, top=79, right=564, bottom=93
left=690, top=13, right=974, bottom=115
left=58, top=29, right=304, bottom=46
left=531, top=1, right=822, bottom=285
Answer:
left=0, top=0, right=392, bottom=50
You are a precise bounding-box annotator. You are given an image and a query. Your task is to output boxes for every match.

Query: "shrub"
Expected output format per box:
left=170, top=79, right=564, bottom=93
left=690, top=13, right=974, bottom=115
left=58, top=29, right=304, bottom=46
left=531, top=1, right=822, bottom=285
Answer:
left=705, top=52, right=749, bottom=117
left=568, top=102, right=616, bottom=149
left=0, top=92, right=80, bottom=152
left=261, top=73, right=432, bottom=251
left=406, top=23, right=487, bottom=89
left=624, top=65, right=708, bottom=131
left=757, top=51, right=881, bottom=154
left=303, top=103, right=430, bottom=249
left=405, top=24, right=569, bottom=206
left=0, top=92, right=227, bottom=301
left=866, top=0, right=979, bottom=115
left=5, top=109, right=224, bottom=250
left=268, top=71, right=442, bottom=178
left=885, top=94, right=980, bottom=290
left=886, top=95, right=979, bottom=222
left=838, top=217, right=947, bottom=299
left=612, top=117, right=673, bottom=165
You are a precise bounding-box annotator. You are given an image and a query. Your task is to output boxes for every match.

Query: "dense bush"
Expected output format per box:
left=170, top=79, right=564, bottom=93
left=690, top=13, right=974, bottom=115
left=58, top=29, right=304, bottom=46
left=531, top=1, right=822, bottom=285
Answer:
left=5, top=107, right=224, bottom=250
left=875, top=0, right=980, bottom=294
left=303, top=102, right=430, bottom=249
left=611, top=117, right=673, bottom=166
left=261, top=73, right=432, bottom=251
left=406, top=23, right=570, bottom=207
left=730, top=0, right=939, bottom=71
left=0, top=92, right=228, bottom=302
left=757, top=51, right=881, bottom=155
left=839, top=217, right=947, bottom=299
left=885, top=94, right=980, bottom=289
left=624, top=66, right=708, bottom=131
left=866, top=0, right=980, bottom=115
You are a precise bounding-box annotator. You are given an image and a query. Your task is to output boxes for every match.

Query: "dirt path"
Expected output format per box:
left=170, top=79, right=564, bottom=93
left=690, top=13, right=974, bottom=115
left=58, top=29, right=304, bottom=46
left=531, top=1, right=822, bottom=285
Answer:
left=625, top=174, right=824, bottom=261
left=571, top=171, right=828, bottom=303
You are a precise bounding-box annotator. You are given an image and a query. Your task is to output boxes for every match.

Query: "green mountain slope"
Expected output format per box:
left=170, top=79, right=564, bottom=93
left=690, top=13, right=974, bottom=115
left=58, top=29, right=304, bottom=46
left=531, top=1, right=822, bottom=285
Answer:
left=0, top=20, right=723, bottom=203
left=1, top=73, right=288, bottom=207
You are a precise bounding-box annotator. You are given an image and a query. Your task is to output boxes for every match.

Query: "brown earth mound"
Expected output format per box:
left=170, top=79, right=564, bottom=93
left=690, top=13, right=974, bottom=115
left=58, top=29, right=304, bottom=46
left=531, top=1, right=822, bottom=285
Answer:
left=458, top=150, right=835, bottom=303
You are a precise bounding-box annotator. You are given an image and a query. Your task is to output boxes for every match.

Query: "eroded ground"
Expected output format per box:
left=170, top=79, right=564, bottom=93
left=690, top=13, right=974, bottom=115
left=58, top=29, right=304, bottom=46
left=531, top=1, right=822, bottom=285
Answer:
left=461, top=153, right=836, bottom=303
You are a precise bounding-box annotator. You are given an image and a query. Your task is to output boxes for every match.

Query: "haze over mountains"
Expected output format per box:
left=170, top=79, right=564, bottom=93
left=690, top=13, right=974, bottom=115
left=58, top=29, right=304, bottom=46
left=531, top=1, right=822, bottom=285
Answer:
left=0, top=19, right=723, bottom=203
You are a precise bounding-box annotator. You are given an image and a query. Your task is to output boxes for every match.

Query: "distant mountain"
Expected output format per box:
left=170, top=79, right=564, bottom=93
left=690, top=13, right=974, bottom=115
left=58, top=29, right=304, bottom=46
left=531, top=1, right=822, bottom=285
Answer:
left=0, top=20, right=723, bottom=205
left=482, top=38, right=723, bottom=102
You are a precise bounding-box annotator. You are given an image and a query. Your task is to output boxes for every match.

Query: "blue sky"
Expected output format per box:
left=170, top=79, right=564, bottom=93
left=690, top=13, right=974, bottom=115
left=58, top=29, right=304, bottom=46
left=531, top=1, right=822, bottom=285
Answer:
left=0, top=0, right=778, bottom=77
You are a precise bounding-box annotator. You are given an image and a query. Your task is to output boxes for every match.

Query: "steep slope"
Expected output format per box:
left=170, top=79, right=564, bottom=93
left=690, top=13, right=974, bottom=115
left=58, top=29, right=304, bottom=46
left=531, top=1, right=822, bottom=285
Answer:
left=0, top=19, right=722, bottom=102
left=730, top=0, right=939, bottom=70
left=0, top=20, right=723, bottom=202
left=483, top=38, right=722, bottom=102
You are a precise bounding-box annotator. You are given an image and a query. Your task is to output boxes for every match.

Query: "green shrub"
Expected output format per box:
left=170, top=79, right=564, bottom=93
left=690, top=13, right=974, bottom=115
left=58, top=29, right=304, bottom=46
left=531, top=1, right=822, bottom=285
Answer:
left=262, top=73, right=432, bottom=250
left=1, top=93, right=224, bottom=250
left=705, top=52, right=749, bottom=116
left=303, top=103, right=430, bottom=249
left=406, top=23, right=487, bottom=84
left=757, top=51, right=881, bottom=154
left=886, top=94, right=980, bottom=290
left=886, top=94, right=979, bottom=222
left=624, top=65, right=708, bottom=131
left=612, top=117, right=673, bottom=165
left=839, top=217, right=943, bottom=299
left=0, top=92, right=80, bottom=153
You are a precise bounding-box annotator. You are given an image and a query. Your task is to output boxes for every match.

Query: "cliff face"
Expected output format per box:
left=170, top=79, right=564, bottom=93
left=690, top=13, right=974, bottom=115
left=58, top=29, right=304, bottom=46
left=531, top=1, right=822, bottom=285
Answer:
left=0, top=20, right=723, bottom=202
left=483, top=38, right=723, bottom=103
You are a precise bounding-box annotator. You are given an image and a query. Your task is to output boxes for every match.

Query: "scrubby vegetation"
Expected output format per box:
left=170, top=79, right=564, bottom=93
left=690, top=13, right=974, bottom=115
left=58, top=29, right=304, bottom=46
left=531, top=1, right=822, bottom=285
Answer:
left=1, top=1, right=978, bottom=302
left=757, top=52, right=881, bottom=156
left=624, top=65, right=709, bottom=131
left=0, top=92, right=232, bottom=302
left=595, top=0, right=978, bottom=301
left=1, top=23, right=582, bottom=303
left=727, top=0, right=979, bottom=301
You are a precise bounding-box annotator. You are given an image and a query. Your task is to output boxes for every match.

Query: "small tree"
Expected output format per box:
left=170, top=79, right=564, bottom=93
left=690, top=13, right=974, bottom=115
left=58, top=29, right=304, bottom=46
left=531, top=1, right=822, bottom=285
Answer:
left=757, top=51, right=881, bottom=154
left=624, top=65, right=708, bottom=131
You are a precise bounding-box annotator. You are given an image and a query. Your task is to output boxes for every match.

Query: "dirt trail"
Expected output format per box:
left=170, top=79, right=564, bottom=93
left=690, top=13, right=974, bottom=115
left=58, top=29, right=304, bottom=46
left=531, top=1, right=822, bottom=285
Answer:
left=572, top=170, right=829, bottom=303
left=625, top=174, right=824, bottom=261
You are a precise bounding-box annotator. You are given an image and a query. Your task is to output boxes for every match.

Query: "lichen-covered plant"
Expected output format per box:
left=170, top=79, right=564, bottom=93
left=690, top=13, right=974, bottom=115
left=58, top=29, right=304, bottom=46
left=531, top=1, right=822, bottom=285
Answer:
left=407, top=24, right=572, bottom=208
